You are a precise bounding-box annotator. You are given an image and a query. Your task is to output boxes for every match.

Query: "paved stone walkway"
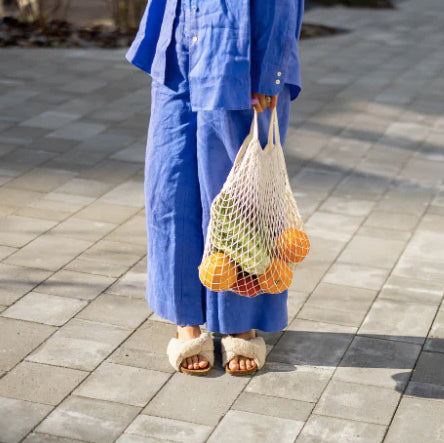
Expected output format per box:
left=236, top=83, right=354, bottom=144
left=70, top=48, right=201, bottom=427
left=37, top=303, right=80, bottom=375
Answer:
left=0, top=0, right=443, bottom=441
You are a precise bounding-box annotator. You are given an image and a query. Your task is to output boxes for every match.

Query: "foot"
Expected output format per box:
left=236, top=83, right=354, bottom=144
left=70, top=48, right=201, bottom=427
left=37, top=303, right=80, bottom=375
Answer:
left=177, top=325, right=209, bottom=370
left=226, top=329, right=257, bottom=372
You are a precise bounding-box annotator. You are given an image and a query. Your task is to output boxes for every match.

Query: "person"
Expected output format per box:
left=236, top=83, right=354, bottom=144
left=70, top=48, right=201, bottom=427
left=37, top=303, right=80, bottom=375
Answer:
left=125, top=0, right=304, bottom=375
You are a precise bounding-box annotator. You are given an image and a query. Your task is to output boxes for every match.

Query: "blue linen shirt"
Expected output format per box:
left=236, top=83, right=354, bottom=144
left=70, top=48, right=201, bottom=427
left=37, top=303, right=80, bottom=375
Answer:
left=125, top=0, right=304, bottom=111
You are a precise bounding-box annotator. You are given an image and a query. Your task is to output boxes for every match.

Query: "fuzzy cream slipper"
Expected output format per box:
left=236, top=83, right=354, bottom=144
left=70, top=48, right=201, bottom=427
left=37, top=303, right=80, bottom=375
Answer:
left=167, top=331, right=214, bottom=375
left=221, top=330, right=266, bottom=375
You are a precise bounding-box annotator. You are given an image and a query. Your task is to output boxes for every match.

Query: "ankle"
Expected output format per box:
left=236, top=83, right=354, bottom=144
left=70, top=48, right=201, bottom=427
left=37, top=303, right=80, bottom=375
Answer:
left=177, top=325, right=201, bottom=340
left=231, top=329, right=255, bottom=339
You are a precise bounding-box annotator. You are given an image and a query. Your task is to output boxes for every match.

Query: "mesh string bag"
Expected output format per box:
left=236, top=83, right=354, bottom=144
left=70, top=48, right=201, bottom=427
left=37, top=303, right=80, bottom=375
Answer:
left=198, top=106, right=310, bottom=297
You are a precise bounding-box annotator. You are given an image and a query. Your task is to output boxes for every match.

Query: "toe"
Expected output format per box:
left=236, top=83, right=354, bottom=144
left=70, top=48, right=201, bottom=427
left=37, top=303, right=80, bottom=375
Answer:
left=192, top=354, right=199, bottom=369
left=245, top=359, right=252, bottom=370
left=181, top=359, right=188, bottom=368
left=186, top=357, right=193, bottom=369
left=239, top=357, right=246, bottom=371
left=228, top=356, right=239, bottom=371
left=199, top=355, right=209, bottom=368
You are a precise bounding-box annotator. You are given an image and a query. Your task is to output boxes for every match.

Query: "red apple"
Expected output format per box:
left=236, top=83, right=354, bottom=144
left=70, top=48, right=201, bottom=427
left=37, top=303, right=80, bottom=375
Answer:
left=233, top=271, right=262, bottom=297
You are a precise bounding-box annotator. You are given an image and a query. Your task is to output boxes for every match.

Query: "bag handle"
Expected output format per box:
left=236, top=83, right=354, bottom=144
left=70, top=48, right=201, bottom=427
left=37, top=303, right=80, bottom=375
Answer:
left=232, top=107, right=259, bottom=168
left=264, top=106, right=281, bottom=153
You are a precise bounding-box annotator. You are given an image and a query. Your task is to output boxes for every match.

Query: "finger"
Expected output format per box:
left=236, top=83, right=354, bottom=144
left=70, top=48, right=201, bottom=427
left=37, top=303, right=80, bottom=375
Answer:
left=259, top=95, right=268, bottom=110
left=253, top=102, right=264, bottom=113
left=270, top=95, right=278, bottom=111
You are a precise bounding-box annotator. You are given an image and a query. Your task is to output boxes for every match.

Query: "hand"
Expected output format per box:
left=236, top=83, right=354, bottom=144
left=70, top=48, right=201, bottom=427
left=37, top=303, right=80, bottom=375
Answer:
left=251, top=92, right=278, bottom=112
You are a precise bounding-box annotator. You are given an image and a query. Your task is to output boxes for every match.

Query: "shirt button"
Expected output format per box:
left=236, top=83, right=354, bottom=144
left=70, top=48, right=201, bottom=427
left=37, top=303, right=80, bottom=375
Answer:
left=192, top=5, right=197, bottom=10
left=275, top=79, right=281, bottom=84
left=192, top=35, right=198, bottom=42
left=277, top=71, right=282, bottom=76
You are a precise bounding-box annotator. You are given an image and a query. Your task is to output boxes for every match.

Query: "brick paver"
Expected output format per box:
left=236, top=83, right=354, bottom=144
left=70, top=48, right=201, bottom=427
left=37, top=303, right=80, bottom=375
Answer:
left=1, top=0, right=443, bottom=441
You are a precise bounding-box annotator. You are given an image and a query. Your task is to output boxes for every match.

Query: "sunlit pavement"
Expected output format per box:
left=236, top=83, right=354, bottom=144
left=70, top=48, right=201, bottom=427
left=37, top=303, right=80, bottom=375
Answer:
left=0, top=0, right=443, bottom=441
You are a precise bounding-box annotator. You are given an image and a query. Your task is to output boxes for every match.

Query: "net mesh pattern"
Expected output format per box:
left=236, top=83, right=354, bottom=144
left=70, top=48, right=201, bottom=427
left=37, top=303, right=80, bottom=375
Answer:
left=198, top=107, right=310, bottom=297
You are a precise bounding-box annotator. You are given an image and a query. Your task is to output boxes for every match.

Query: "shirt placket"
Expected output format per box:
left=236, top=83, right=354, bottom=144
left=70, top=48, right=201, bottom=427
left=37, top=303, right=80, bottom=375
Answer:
left=188, top=0, right=199, bottom=105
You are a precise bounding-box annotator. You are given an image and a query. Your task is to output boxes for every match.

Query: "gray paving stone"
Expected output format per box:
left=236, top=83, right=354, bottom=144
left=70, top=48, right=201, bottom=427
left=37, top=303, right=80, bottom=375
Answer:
left=335, top=335, right=421, bottom=390
left=116, top=435, right=174, bottom=443
left=364, top=210, right=419, bottom=231
left=76, top=293, right=149, bottom=328
left=72, top=361, right=169, bottom=407
left=111, top=144, right=145, bottom=163
left=322, top=262, right=390, bottom=291
left=34, top=269, right=115, bottom=301
left=379, top=274, right=443, bottom=306
left=297, top=415, right=386, bottom=443
left=26, top=192, right=94, bottom=215
left=1, top=291, right=87, bottom=326
left=207, top=410, right=303, bottom=443
left=2, top=167, right=76, bottom=193
left=300, top=235, right=345, bottom=264
left=425, top=304, right=444, bottom=354
left=359, top=298, right=438, bottom=345
left=104, top=215, right=146, bottom=245
left=231, top=391, right=313, bottom=422
left=35, top=395, right=140, bottom=442
left=314, top=379, right=401, bottom=425
left=79, top=239, right=146, bottom=267
left=65, top=258, right=130, bottom=278
left=384, top=397, right=444, bottom=443
left=27, top=318, right=132, bottom=371
left=98, top=180, right=144, bottom=208
left=297, top=282, right=377, bottom=327
left=74, top=202, right=140, bottom=224
left=106, top=269, right=147, bottom=299
left=46, top=121, right=107, bottom=141
left=405, top=351, right=444, bottom=398
left=108, top=320, right=176, bottom=373
left=123, top=414, right=212, bottom=443
left=19, top=111, right=81, bottom=129
left=303, top=212, right=364, bottom=243
left=0, top=317, right=55, bottom=372
left=78, top=159, right=141, bottom=185
left=1, top=1, right=444, bottom=440
left=374, top=184, right=433, bottom=216
left=269, top=319, right=356, bottom=367
left=289, top=259, right=332, bottom=294
left=0, top=361, right=87, bottom=405
left=49, top=217, right=116, bottom=242
left=337, top=235, right=406, bottom=269
left=54, top=178, right=115, bottom=198
left=22, top=433, right=85, bottom=443
left=143, top=368, right=247, bottom=426
left=245, top=361, right=333, bottom=404
left=4, top=233, right=93, bottom=271
left=75, top=133, right=135, bottom=153
left=0, top=263, right=51, bottom=306
left=0, top=396, right=53, bottom=443
left=0, top=187, right=44, bottom=207
left=318, top=196, right=376, bottom=217
left=0, top=215, right=57, bottom=248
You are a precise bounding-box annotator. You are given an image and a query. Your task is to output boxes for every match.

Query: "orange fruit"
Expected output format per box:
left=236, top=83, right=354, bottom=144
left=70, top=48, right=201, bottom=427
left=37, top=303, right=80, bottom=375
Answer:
left=198, top=252, right=238, bottom=292
left=258, top=258, right=293, bottom=294
left=276, top=228, right=310, bottom=263
left=233, top=270, right=262, bottom=297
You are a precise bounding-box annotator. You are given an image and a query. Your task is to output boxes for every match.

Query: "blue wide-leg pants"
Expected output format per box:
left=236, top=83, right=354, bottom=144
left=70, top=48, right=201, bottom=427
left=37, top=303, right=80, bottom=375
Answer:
left=144, top=0, right=293, bottom=334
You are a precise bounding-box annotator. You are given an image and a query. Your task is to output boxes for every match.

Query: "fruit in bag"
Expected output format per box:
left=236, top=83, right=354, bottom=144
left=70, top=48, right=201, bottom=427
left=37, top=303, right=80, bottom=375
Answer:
left=198, top=252, right=237, bottom=291
left=276, top=228, right=310, bottom=263
left=258, top=258, right=293, bottom=294
left=232, top=270, right=262, bottom=297
left=210, top=194, right=271, bottom=276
